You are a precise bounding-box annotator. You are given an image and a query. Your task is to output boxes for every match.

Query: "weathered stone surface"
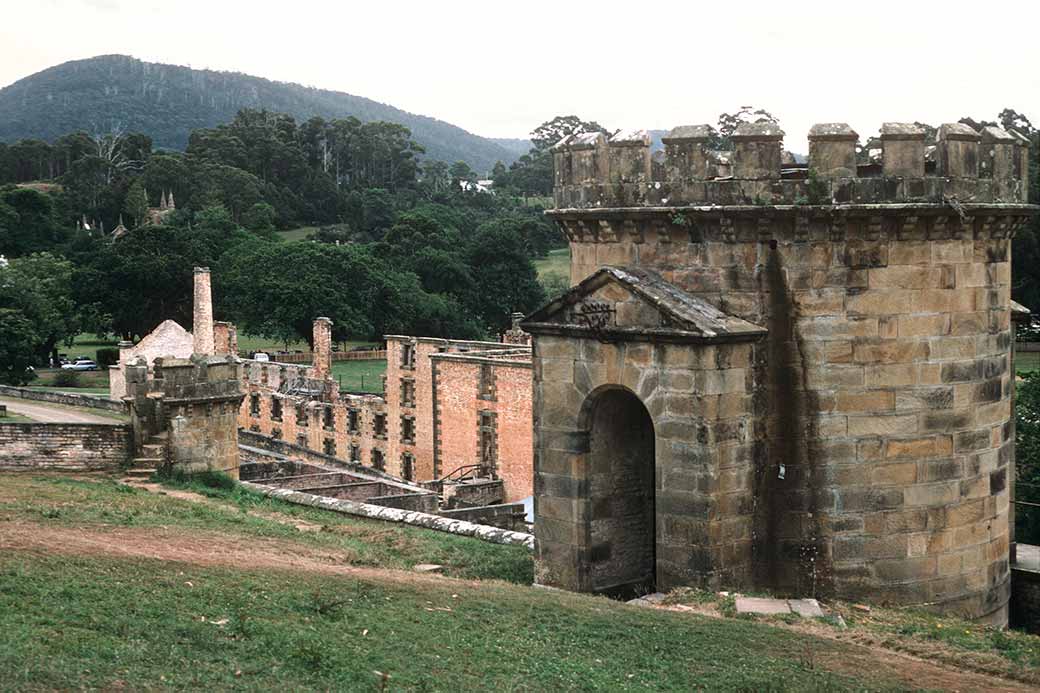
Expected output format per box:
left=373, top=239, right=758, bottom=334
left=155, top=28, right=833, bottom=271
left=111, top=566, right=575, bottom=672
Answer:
left=735, top=596, right=791, bottom=615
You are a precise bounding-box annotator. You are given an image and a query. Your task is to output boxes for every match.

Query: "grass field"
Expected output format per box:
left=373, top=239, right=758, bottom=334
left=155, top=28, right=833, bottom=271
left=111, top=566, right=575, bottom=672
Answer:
left=331, top=359, right=387, bottom=394
left=1017, top=348, right=1040, bottom=373
left=7, top=473, right=1031, bottom=691
left=277, top=226, right=319, bottom=242
left=534, top=246, right=570, bottom=284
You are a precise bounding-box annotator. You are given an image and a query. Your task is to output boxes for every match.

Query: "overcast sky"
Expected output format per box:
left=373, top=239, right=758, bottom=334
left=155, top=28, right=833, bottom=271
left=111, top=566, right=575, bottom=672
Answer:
left=2, top=0, right=1038, bottom=149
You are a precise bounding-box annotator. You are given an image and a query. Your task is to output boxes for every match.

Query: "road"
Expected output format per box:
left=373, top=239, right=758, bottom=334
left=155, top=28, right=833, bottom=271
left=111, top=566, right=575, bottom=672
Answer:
left=0, top=397, right=121, bottom=424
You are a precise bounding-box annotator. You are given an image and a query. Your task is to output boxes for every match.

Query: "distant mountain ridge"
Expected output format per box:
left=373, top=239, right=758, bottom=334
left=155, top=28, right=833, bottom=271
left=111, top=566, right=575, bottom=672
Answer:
left=0, top=54, right=521, bottom=173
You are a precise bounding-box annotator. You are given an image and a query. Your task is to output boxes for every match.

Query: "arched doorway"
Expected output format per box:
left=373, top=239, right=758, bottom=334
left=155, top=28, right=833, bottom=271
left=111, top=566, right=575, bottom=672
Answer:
left=583, top=387, right=656, bottom=597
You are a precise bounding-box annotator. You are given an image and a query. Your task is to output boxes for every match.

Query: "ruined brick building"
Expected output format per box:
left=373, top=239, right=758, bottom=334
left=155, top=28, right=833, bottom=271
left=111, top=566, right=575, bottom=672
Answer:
left=238, top=316, right=533, bottom=502
left=523, top=121, right=1036, bottom=625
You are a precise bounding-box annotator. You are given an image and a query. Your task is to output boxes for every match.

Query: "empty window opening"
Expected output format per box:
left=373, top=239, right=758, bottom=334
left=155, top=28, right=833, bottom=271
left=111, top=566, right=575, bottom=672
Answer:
left=401, top=378, right=416, bottom=407
left=479, top=364, right=496, bottom=400
left=479, top=411, right=497, bottom=472
left=401, top=416, right=416, bottom=445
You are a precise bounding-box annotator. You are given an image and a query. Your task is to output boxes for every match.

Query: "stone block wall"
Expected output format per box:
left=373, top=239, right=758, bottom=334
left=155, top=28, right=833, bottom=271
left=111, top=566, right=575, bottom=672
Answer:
left=531, top=333, right=758, bottom=593
left=0, top=423, right=131, bottom=470
left=532, top=116, right=1038, bottom=621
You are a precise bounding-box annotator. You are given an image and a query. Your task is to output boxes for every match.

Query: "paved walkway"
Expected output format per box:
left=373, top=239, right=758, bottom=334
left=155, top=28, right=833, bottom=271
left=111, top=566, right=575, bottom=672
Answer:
left=0, top=397, right=120, bottom=424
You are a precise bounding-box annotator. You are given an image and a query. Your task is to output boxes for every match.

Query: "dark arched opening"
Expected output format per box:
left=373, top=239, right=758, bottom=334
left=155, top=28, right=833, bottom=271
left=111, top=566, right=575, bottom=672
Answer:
left=584, top=387, right=656, bottom=597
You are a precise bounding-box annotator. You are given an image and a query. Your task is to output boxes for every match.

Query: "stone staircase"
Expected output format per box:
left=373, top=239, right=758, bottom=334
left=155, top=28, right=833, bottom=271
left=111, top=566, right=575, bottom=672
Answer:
left=124, top=433, right=168, bottom=480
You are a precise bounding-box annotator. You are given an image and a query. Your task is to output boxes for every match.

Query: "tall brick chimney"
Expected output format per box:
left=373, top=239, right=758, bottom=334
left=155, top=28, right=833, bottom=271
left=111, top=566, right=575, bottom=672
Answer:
left=312, top=317, right=333, bottom=378
left=192, top=267, right=215, bottom=356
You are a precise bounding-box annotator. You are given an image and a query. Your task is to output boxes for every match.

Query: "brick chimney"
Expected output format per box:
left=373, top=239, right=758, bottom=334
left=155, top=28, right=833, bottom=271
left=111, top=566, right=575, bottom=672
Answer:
left=193, top=267, right=215, bottom=356
left=312, top=317, right=333, bottom=378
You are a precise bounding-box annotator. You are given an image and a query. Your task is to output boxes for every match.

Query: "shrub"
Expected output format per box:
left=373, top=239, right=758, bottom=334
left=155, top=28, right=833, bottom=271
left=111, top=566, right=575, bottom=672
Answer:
left=95, top=347, right=120, bottom=368
left=52, top=370, right=81, bottom=387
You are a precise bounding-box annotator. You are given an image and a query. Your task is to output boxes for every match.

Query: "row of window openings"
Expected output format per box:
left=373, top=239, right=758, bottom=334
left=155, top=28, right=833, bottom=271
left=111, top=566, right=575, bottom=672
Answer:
left=250, top=363, right=494, bottom=423
left=251, top=398, right=415, bottom=444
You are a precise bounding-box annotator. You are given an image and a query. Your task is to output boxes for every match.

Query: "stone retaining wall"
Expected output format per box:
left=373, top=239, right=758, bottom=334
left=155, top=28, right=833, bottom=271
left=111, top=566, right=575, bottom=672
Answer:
left=240, top=481, right=534, bottom=550
left=0, top=385, right=125, bottom=414
left=440, top=503, right=529, bottom=532
left=0, top=423, right=131, bottom=470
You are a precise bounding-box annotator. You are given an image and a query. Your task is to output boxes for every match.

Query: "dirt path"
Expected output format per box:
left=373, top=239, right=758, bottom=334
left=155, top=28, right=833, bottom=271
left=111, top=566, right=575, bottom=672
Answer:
left=0, top=519, right=459, bottom=592
left=0, top=513, right=1033, bottom=693
left=0, top=397, right=122, bottom=424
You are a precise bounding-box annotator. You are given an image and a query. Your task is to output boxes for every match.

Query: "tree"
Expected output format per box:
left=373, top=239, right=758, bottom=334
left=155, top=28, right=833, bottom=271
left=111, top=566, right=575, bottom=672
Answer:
left=530, top=115, right=609, bottom=151
left=449, top=160, right=476, bottom=189
left=465, top=220, right=546, bottom=333
left=0, top=309, right=39, bottom=385
left=716, top=106, right=778, bottom=149
left=74, top=224, right=233, bottom=339
left=0, top=253, right=78, bottom=362
left=123, top=179, right=149, bottom=228
left=242, top=202, right=277, bottom=235
left=1015, top=372, right=1040, bottom=544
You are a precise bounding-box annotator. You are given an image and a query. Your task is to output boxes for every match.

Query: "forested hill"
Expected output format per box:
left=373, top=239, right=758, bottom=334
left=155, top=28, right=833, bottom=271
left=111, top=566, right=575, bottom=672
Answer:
left=0, top=54, right=519, bottom=173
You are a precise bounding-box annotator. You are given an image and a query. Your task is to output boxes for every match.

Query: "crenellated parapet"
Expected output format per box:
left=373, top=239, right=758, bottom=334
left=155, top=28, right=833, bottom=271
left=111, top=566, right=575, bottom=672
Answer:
left=552, top=122, right=1033, bottom=209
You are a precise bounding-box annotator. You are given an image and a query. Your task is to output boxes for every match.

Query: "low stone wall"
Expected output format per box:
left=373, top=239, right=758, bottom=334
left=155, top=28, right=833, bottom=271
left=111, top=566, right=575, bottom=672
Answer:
left=440, top=503, right=529, bottom=531
left=443, top=479, right=504, bottom=508
left=367, top=492, right=439, bottom=513
left=0, top=423, right=131, bottom=471
left=0, top=385, right=125, bottom=414
left=240, top=430, right=399, bottom=482
left=241, top=481, right=534, bottom=550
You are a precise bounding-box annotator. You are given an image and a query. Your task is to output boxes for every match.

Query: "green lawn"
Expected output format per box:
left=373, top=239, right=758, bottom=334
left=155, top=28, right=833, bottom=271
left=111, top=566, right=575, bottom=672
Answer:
left=277, top=226, right=319, bottom=242
left=331, top=359, right=387, bottom=394
left=535, top=246, right=570, bottom=284
left=0, top=475, right=928, bottom=692
left=0, top=412, right=33, bottom=423
left=1017, top=348, right=1040, bottom=374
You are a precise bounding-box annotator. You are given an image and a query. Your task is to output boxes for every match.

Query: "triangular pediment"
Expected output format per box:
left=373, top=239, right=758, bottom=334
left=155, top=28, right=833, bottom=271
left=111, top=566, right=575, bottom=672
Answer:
left=522, top=266, right=766, bottom=343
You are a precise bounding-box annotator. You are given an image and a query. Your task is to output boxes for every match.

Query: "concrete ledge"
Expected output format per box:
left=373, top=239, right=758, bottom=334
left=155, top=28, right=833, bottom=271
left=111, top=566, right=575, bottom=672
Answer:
left=0, top=385, right=125, bottom=413
left=241, top=481, right=535, bottom=551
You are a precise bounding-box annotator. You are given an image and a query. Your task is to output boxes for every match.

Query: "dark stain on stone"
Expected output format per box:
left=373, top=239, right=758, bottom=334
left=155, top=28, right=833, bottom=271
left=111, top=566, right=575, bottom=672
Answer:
left=753, top=245, right=832, bottom=597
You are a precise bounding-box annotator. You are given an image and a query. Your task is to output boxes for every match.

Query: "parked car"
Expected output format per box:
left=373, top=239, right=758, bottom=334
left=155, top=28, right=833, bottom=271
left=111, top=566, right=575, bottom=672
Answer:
left=253, top=352, right=270, bottom=362
left=61, top=359, right=99, bottom=371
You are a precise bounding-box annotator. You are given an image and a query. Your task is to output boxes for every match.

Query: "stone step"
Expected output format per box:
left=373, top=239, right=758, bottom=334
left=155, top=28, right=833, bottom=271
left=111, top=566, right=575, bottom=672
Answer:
left=125, top=468, right=156, bottom=478
left=131, top=457, right=163, bottom=467
left=141, top=444, right=165, bottom=456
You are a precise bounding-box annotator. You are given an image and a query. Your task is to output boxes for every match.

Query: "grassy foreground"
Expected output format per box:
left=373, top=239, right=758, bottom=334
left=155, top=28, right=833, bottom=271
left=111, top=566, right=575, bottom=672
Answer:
left=0, top=474, right=1035, bottom=691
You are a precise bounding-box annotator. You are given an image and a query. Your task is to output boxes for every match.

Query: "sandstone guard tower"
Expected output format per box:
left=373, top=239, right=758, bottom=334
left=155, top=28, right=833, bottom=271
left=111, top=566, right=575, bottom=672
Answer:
left=523, top=121, right=1036, bottom=624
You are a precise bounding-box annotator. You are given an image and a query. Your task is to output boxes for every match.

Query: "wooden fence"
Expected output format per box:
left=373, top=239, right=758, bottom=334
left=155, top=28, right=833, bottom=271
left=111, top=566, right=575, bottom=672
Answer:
left=240, top=350, right=386, bottom=364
